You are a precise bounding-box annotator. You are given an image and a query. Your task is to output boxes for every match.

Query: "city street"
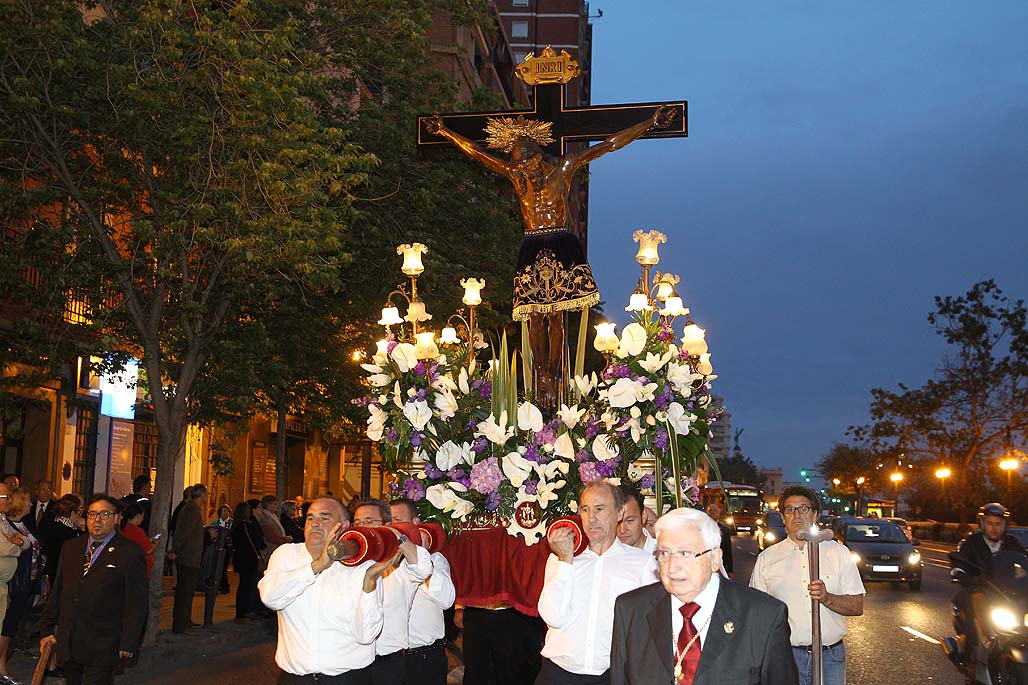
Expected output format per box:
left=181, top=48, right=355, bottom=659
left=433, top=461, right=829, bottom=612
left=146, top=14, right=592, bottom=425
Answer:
left=142, top=535, right=966, bottom=684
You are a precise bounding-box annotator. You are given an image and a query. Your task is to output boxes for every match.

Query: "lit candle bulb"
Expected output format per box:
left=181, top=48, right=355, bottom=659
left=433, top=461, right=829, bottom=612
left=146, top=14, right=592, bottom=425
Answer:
left=661, top=296, right=689, bottom=318
left=697, top=353, right=713, bottom=375
left=414, top=331, right=439, bottom=360
left=625, top=292, right=652, bottom=312
left=405, top=300, right=432, bottom=323
left=633, top=229, right=667, bottom=266
left=379, top=306, right=404, bottom=326
left=461, top=278, right=485, bottom=306
left=680, top=323, right=708, bottom=355
left=397, top=243, right=428, bottom=276
left=594, top=322, right=619, bottom=353
left=374, top=339, right=390, bottom=364
left=439, top=327, right=460, bottom=345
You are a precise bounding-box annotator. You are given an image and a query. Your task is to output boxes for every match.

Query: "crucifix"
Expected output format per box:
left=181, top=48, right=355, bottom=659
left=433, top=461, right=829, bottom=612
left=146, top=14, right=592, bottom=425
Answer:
left=418, top=47, right=688, bottom=410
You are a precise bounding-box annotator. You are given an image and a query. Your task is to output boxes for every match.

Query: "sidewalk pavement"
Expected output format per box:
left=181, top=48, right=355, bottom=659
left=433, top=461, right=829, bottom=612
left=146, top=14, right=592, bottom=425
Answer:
left=7, top=570, right=276, bottom=684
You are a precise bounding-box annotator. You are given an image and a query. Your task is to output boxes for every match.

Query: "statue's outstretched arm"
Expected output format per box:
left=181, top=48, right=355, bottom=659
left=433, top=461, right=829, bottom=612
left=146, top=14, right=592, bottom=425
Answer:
left=427, top=115, right=511, bottom=177
left=571, top=104, right=677, bottom=169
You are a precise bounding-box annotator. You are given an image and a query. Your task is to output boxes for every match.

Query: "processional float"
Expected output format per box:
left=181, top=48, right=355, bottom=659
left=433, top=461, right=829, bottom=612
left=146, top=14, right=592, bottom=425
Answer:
left=358, top=48, right=720, bottom=614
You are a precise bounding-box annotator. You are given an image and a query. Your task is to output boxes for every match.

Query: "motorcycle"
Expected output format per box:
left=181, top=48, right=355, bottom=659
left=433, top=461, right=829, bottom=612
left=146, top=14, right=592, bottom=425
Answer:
left=942, top=550, right=1028, bottom=684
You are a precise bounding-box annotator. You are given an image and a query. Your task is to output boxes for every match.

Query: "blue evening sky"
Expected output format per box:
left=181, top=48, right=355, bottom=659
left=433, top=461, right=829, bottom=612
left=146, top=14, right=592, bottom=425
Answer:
left=584, top=2, right=1028, bottom=483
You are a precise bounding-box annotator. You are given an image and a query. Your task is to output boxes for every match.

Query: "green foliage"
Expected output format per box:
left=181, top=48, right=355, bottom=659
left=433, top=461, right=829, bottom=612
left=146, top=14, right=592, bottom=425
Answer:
left=715, top=451, right=761, bottom=486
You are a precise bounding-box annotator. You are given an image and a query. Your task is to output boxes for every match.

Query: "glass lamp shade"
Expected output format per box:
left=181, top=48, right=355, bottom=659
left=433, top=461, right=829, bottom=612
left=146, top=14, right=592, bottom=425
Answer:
left=594, top=322, right=619, bottom=353
left=625, top=292, right=653, bottom=312
left=661, top=296, right=689, bottom=318
left=378, top=306, right=404, bottom=326
left=680, top=323, right=708, bottom=355
left=633, top=229, right=667, bottom=267
left=397, top=243, right=428, bottom=276
left=414, top=332, right=439, bottom=360
left=439, top=327, right=460, bottom=345
left=654, top=275, right=678, bottom=302
left=461, top=278, right=485, bottom=306
left=373, top=339, right=390, bottom=364
left=697, top=353, right=713, bottom=376
left=405, top=300, right=432, bottom=323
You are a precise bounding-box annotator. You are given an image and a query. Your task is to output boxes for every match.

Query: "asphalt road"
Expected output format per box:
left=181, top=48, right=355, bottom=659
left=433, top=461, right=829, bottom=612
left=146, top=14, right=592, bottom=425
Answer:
left=143, top=536, right=967, bottom=684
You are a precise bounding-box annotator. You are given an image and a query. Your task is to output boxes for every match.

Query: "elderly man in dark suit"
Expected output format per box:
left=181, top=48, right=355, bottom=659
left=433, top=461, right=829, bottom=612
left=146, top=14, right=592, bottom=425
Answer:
left=39, top=493, right=148, bottom=685
left=611, top=507, right=797, bottom=685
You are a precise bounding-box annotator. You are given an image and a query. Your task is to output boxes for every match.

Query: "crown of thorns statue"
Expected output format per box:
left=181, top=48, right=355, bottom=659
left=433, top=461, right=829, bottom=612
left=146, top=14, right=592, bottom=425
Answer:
left=484, top=116, right=555, bottom=152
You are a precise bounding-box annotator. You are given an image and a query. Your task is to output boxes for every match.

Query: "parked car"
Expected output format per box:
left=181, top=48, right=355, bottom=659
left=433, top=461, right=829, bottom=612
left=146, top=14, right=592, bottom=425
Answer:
left=886, top=517, right=914, bottom=541
left=1007, top=526, right=1028, bottom=548
left=834, top=517, right=923, bottom=591
left=756, top=510, right=787, bottom=551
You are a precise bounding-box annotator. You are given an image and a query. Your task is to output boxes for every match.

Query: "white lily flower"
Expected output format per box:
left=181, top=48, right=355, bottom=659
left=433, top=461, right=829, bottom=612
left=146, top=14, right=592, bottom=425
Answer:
left=432, top=375, right=457, bottom=393
left=617, top=322, right=647, bottom=357
left=390, top=343, right=418, bottom=372
left=517, top=401, right=544, bottom=433
left=368, top=373, right=391, bottom=388
left=638, top=349, right=674, bottom=374
left=426, top=422, right=437, bottom=436
left=536, top=480, right=565, bottom=509
left=665, top=362, right=699, bottom=395
left=402, top=400, right=432, bottom=431
left=435, top=440, right=473, bottom=471
left=426, top=484, right=473, bottom=520
left=601, top=411, right=618, bottom=430
left=360, top=363, right=383, bottom=374
left=697, top=395, right=712, bottom=408
left=574, top=373, right=598, bottom=396
left=607, top=377, right=642, bottom=408
left=502, top=451, right=535, bottom=487
left=558, top=403, right=586, bottom=430
left=592, top=435, right=620, bottom=461
left=433, top=387, right=458, bottom=420
left=666, top=402, right=697, bottom=436
left=392, top=382, right=404, bottom=409
left=457, top=367, right=470, bottom=395
left=569, top=500, right=579, bottom=513
left=450, top=497, right=474, bottom=520
left=366, top=405, right=386, bottom=441
left=475, top=412, right=514, bottom=445
left=553, top=432, right=575, bottom=460
left=540, top=460, right=570, bottom=480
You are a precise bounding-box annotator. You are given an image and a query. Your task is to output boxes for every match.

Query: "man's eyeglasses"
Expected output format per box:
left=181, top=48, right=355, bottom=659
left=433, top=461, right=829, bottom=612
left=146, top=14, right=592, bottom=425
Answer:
left=85, top=511, right=115, bottom=520
left=783, top=505, right=814, bottom=515
left=653, top=547, right=716, bottom=564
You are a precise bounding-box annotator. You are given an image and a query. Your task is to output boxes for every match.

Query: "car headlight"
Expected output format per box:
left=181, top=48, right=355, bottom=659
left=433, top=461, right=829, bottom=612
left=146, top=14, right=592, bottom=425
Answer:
left=991, top=607, right=1019, bottom=632
left=851, top=552, right=861, bottom=564
left=756, top=518, right=763, bottom=525
left=765, top=532, right=776, bottom=542
left=725, top=517, right=734, bottom=525
left=908, top=552, right=921, bottom=565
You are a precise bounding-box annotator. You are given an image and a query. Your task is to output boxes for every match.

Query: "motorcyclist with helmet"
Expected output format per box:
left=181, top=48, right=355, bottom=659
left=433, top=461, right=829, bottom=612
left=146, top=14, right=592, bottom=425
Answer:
left=945, top=502, right=1026, bottom=666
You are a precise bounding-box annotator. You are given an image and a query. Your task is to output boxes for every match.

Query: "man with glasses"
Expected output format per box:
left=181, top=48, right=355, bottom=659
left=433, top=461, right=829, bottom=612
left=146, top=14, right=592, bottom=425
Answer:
left=39, top=494, right=147, bottom=685
left=750, top=486, right=864, bottom=685
left=611, top=507, right=796, bottom=684
left=537, top=481, right=656, bottom=684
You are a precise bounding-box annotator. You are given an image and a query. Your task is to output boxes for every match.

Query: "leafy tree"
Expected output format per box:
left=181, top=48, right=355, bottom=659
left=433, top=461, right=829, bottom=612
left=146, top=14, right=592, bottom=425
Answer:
left=1, top=0, right=374, bottom=642
left=851, top=281, right=1028, bottom=521
left=816, top=443, right=881, bottom=514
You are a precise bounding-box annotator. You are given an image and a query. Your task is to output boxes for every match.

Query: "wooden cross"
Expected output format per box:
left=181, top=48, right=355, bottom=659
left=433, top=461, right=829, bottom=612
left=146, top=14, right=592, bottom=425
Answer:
left=417, top=51, right=687, bottom=156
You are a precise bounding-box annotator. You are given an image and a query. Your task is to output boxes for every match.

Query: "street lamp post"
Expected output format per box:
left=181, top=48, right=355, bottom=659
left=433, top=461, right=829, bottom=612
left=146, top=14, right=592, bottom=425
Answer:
left=935, top=467, right=951, bottom=523
left=999, top=459, right=1018, bottom=496
left=890, top=472, right=904, bottom=517
left=855, top=476, right=866, bottom=516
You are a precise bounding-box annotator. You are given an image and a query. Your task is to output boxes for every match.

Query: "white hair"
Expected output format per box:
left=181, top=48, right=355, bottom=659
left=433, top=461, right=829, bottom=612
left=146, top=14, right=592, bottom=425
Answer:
left=654, top=507, right=722, bottom=551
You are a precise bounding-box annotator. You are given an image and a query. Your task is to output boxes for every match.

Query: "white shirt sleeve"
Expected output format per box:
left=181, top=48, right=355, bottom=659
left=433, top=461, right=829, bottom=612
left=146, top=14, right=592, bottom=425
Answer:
left=403, top=544, right=433, bottom=583
left=258, top=546, right=317, bottom=610
left=424, top=554, right=456, bottom=611
left=749, top=550, right=768, bottom=593
left=353, top=569, right=385, bottom=645
left=537, top=554, right=575, bottom=630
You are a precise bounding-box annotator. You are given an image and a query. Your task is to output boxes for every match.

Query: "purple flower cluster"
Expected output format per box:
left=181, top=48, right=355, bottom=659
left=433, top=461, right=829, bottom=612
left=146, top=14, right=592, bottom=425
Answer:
left=524, top=445, right=540, bottom=463
left=639, top=473, right=656, bottom=490
left=469, top=457, right=503, bottom=495
left=657, top=322, right=674, bottom=342
left=385, top=428, right=400, bottom=442
left=574, top=449, right=591, bottom=463
left=601, top=364, right=632, bottom=381
left=403, top=478, right=426, bottom=501
left=411, top=432, right=425, bottom=447
left=446, top=467, right=470, bottom=488
left=655, top=383, right=674, bottom=411
left=471, top=437, right=489, bottom=454
left=578, top=462, right=601, bottom=483
left=470, top=380, right=492, bottom=398
left=584, top=418, right=602, bottom=439
left=654, top=426, right=669, bottom=450
left=424, top=463, right=444, bottom=479
left=485, top=491, right=501, bottom=512
left=414, top=362, right=427, bottom=376
left=523, top=479, right=539, bottom=495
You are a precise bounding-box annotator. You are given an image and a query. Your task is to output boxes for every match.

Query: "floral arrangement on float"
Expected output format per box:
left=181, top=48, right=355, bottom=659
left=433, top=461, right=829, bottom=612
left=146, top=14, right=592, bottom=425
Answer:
left=357, top=233, right=722, bottom=544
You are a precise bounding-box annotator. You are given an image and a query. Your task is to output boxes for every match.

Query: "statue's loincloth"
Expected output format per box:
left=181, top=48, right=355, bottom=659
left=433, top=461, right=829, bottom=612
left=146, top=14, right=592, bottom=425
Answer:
left=512, top=227, right=599, bottom=321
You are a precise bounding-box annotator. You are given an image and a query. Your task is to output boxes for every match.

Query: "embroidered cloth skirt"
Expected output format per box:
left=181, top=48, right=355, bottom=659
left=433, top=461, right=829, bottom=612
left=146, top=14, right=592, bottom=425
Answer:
left=512, top=228, right=599, bottom=321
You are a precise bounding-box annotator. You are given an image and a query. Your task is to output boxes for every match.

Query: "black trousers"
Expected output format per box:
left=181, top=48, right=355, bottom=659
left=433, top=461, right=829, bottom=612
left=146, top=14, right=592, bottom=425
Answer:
left=462, top=607, right=545, bottom=685
left=62, top=661, right=116, bottom=685
left=235, top=565, right=260, bottom=618
left=173, top=563, right=200, bottom=632
left=405, top=641, right=447, bottom=685
left=535, top=659, right=610, bottom=685
left=369, top=650, right=406, bottom=684
left=278, top=667, right=371, bottom=684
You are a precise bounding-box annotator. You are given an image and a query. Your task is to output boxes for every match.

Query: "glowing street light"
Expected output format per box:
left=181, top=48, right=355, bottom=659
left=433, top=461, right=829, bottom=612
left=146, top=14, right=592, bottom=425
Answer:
left=999, top=458, right=1019, bottom=494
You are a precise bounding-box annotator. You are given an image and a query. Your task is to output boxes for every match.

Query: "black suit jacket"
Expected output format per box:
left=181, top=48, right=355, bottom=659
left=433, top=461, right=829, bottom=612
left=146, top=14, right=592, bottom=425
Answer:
left=25, top=499, right=56, bottom=536
left=38, top=532, right=148, bottom=667
left=611, top=580, right=799, bottom=685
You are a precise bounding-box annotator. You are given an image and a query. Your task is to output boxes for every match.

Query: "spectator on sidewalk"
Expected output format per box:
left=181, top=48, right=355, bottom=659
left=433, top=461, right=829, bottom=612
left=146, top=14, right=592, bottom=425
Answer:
left=212, top=504, right=234, bottom=594
left=26, top=479, right=55, bottom=537
left=40, top=494, right=84, bottom=591
left=257, top=496, right=292, bottom=558
left=39, top=494, right=147, bottom=685
left=120, top=475, right=153, bottom=534
left=231, top=501, right=265, bottom=622
left=280, top=501, right=305, bottom=545
left=0, top=486, right=36, bottom=682
left=120, top=502, right=154, bottom=578
left=170, top=484, right=208, bottom=634
left=705, top=502, right=735, bottom=580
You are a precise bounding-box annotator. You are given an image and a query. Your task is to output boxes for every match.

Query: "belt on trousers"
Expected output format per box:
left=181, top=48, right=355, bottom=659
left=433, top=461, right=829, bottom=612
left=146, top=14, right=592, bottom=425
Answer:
left=793, top=640, right=843, bottom=652
left=405, top=638, right=446, bottom=656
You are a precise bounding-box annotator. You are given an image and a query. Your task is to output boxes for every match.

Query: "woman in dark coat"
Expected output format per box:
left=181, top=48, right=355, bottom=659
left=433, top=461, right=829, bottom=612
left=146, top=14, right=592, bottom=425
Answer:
left=40, top=494, right=84, bottom=591
left=229, top=502, right=265, bottom=622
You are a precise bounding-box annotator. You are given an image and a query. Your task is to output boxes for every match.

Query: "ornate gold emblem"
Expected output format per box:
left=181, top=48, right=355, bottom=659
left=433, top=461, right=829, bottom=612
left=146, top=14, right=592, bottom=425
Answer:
left=514, top=500, right=542, bottom=529
left=515, top=46, right=581, bottom=85
left=484, top=116, right=555, bottom=153
left=512, top=250, right=600, bottom=321
left=724, top=621, right=735, bottom=634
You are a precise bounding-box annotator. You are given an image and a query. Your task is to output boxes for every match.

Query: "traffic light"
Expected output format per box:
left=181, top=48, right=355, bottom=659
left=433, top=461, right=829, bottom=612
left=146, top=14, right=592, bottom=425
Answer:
left=800, top=470, right=807, bottom=477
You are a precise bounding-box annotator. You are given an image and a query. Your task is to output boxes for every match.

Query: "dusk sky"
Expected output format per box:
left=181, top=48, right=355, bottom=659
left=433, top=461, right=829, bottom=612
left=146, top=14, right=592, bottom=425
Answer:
left=583, top=2, right=1028, bottom=483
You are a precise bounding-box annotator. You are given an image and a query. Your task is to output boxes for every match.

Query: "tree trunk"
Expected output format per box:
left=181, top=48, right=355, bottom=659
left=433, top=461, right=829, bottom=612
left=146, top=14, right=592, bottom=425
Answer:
left=275, top=400, right=288, bottom=503
left=142, top=414, right=188, bottom=646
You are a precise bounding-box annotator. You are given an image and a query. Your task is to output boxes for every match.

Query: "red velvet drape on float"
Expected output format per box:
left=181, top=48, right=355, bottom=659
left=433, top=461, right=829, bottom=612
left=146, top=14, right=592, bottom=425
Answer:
left=443, top=527, right=550, bottom=616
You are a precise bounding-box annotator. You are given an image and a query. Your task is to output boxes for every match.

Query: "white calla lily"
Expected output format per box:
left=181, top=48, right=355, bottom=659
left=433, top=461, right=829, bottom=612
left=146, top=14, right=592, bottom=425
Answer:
left=540, top=460, right=569, bottom=480
left=433, top=387, right=458, bottom=419
left=366, top=405, right=386, bottom=441
left=457, top=367, right=470, bottom=395
left=392, top=382, right=404, bottom=409
left=638, top=350, right=674, bottom=373
left=434, top=441, right=463, bottom=471
left=592, top=435, right=620, bottom=461
left=666, top=402, right=697, bottom=435
left=607, top=377, right=643, bottom=408
left=617, top=323, right=648, bottom=357
left=368, top=373, right=391, bottom=388
left=402, top=400, right=432, bottom=431
left=502, top=451, right=535, bottom=487
left=475, top=412, right=515, bottom=445
left=517, top=401, right=545, bottom=433
left=553, top=432, right=576, bottom=460
left=558, top=403, right=586, bottom=430
left=390, top=343, right=419, bottom=372
left=360, top=363, right=383, bottom=374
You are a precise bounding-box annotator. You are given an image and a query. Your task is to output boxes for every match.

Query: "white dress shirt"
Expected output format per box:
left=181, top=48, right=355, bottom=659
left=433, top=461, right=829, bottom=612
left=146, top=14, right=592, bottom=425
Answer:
left=258, top=543, right=384, bottom=676
left=376, top=545, right=433, bottom=656
left=34, top=500, right=50, bottom=526
left=538, top=540, right=658, bottom=675
left=750, top=538, right=865, bottom=647
left=670, top=572, right=720, bottom=654
left=409, top=551, right=456, bottom=648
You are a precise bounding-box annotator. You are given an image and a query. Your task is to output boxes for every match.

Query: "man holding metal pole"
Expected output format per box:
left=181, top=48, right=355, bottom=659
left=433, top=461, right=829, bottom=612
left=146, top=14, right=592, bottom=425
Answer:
left=750, top=486, right=864, bottom=685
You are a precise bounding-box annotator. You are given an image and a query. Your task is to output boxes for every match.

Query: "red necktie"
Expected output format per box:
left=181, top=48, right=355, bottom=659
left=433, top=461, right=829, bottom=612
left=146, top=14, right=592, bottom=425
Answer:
left=676, top=602, right=702, bottom=685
